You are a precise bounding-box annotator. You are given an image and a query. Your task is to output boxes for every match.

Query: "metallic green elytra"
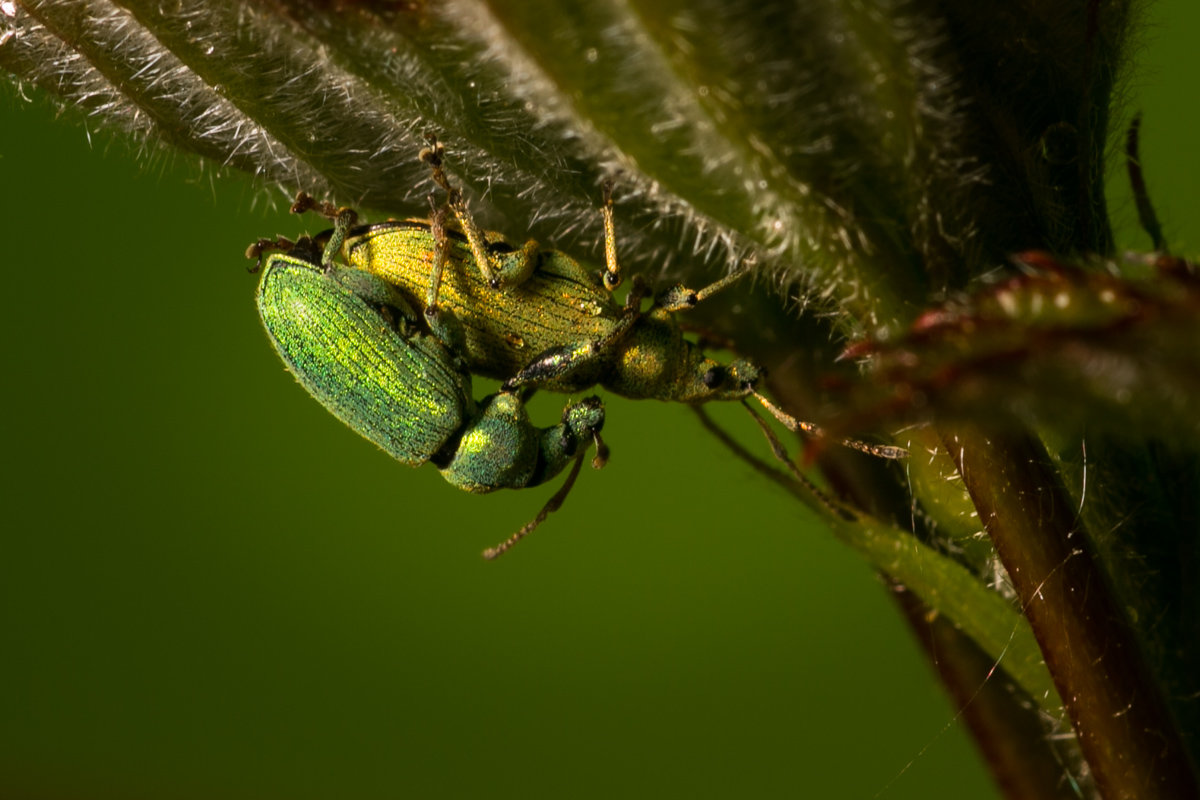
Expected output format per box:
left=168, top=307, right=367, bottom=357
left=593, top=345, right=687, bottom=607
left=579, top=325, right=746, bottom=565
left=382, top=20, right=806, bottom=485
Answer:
left=256, top=250, right=607, bottom=515
left=258, top=251, right=468, bottom=468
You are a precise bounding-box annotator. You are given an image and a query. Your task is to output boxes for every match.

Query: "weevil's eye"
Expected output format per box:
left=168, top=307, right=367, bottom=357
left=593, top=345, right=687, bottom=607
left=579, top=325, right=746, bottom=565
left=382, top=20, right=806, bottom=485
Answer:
left=702, top=366, right=725, bottom=389
left=488, top=240, right=516, bottom=254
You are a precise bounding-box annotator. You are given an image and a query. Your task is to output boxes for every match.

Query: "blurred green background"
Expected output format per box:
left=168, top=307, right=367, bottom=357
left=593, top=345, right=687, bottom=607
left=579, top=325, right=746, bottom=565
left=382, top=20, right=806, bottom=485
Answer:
left=2, top=3, right=1195, bottom=797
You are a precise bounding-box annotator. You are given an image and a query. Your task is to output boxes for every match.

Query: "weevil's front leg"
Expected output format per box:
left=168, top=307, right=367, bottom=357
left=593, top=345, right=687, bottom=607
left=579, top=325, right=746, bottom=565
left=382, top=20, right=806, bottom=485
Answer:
left=289, top=192, right=359, bottom=269
left=751, top=391, right=909, bottom=460
left=475, top=395, right=608, bottom=560
left=245, top=235, right=298, bottom=273
left=419, top=135, right=537, bottom=290
left=328, top=264, right=423, bottom=336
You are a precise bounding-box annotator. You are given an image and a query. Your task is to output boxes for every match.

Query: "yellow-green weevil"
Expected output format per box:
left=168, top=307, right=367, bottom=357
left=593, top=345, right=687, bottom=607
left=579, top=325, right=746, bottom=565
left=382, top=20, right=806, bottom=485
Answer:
left=282, top=138, right=905, bottom=461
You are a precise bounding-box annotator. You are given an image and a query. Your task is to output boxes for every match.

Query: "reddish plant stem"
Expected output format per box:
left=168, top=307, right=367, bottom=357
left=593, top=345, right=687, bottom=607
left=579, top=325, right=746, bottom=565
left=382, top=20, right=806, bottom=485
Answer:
left=890, top=581, right=1092, bottom=800
left=943, top=426, right=1199, bottom=800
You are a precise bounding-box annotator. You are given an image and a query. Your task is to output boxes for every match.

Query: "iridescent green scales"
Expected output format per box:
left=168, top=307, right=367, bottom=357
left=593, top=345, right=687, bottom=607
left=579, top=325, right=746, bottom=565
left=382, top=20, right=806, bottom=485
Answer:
left=257, top=252, right=605, bottom=508
left=258, top=253, right=466, bottom=467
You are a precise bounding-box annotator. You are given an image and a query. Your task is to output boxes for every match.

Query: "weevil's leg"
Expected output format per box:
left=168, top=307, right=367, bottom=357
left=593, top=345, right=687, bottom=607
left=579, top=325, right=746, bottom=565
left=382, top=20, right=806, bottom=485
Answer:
left=426, top=194, right=450, bottom=312
left=623, top=275, right=651, bottom=312
left=424, top=305, right=470, bottom=371
left=414, top=189, right=467, bottom=360
left=751, top=391, right=909, bottom=459
left=329, top=265, right=423, bottom=332
left=500, top=311, right=640, bottom=393
left=483, top=447, right=587, bottom=560
left=695, top=403, right=855, bottom=520
left=245, top=236, right=297, bottom=273
left=413, top=203, right=469, bottom=364
left=482, top=395, right=608, bottom=559
left=600, top=180, right=621, bottom=292
left=1125, top=113, right=1168, bottom=254
left=419, top=135, right=537, bottom=290
left=500, top=280, right=647, bottom=393
left=651, top=258, right=755, bottom=317
left=289, top=191, right=359, bottom=269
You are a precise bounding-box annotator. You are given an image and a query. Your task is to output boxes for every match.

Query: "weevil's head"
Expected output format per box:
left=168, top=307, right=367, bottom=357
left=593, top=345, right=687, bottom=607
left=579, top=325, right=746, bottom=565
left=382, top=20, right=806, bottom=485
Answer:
left=694, top=356, right=763, bottom=402
left=561, top=396, right=609, bottom=469
left=561, top=395, right=606, bottom=441
left=608, top=318, right=764, bottom=404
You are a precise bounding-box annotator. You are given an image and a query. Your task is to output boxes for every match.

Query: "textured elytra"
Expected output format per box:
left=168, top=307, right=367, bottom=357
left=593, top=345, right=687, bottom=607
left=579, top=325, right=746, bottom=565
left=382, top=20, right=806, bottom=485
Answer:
left=257, top=254, right=468, bottom=466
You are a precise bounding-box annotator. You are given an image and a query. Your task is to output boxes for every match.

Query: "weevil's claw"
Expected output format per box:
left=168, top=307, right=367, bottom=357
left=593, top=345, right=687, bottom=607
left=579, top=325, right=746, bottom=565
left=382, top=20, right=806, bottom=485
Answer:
left=420, top=133, right=445, bottom=167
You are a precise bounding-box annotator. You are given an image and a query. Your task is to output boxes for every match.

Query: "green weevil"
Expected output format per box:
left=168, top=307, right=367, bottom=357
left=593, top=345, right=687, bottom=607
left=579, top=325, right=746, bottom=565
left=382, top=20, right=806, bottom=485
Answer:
left=256, top=245, right=608, bottom=558
left=273, top=138, right=906, bottom=462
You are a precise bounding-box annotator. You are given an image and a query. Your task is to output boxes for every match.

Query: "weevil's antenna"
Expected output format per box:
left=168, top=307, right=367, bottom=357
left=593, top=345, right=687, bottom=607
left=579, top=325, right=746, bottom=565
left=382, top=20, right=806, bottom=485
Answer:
left=739, top=401, right=856, bottom=521
left=483, top=446, right=589, bottom=560
left=751, top=391, right=908, bottom=459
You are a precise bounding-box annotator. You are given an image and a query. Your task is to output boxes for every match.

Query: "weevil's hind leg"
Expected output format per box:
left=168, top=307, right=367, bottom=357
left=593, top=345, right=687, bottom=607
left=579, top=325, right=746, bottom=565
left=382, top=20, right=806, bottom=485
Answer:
left=483, top=446, right=589, bottom=560
left=751, top=391, right=909, bottom=459
left=289, top=191, right=359, bottom=269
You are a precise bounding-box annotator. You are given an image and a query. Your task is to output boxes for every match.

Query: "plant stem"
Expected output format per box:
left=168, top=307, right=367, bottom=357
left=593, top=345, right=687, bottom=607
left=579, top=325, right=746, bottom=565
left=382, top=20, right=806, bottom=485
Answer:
left=943, top=425, right=1200, bottom=799
left=891, top=581, right=1091, bottom=800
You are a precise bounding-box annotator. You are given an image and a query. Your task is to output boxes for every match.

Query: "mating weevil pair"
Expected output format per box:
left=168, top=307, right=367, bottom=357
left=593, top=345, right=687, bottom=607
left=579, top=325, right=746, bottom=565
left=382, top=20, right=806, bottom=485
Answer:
left=251, top=138, right=906, bottom=557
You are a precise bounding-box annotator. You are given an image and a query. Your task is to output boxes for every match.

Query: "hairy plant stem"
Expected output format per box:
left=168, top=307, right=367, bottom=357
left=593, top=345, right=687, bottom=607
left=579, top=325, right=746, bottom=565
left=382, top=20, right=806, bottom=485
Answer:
left=943, top=425, right=1200, bottom=800
left=890, top=580, right=1091, bottom=800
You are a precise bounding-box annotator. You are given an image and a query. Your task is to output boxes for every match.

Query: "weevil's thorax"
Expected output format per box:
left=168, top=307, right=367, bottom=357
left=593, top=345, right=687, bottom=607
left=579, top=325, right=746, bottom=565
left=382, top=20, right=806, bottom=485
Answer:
left=605, top=317, right=762, bottom=403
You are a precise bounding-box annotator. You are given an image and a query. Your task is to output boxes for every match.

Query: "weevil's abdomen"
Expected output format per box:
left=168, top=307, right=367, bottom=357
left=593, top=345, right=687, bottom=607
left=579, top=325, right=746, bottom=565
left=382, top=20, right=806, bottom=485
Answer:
left=257, top=252, right=468, bottom=467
